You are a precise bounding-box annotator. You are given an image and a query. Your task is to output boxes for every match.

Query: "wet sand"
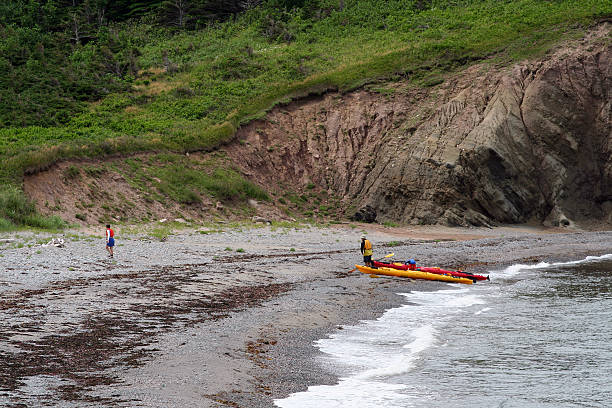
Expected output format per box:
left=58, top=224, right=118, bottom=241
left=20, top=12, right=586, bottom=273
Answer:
left=1, top=223, right=610, bottom=407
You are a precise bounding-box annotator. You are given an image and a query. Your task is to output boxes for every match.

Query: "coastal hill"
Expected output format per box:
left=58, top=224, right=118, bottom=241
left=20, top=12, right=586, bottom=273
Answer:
left=1, top=1, right=610, bottom=229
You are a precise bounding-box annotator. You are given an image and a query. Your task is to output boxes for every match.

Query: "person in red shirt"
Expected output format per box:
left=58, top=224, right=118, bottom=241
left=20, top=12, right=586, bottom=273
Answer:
left=105, top=224, right=115, bottom=258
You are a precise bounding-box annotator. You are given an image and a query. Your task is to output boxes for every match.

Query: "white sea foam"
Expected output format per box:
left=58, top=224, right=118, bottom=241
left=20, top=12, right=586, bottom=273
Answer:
left=398, top=288, right=484, bottom=308
left=558, top=253, right=612, bottom=265
left=354, top=325, right=437, bottom=380
left=276, top=288, right=485, bottom=407
left=492, top=253, right=612, bottom=279
left=492, top=261, right=551, bottom=279
left=274, top=378, right=411, bottom=408
left=474, top=307, right=492, bottom=315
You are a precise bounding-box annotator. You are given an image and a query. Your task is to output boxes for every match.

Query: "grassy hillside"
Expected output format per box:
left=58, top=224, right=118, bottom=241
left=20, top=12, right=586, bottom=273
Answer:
left=1, top=0, right=610, bottom=229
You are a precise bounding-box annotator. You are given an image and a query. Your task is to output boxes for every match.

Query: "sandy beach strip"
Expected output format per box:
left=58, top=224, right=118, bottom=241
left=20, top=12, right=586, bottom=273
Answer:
left=0, top=224, right=610, bottom=407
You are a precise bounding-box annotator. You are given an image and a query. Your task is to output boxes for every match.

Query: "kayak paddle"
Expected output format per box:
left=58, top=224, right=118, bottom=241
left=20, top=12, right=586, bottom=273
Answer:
left=347, top=252, right=394, bottom=273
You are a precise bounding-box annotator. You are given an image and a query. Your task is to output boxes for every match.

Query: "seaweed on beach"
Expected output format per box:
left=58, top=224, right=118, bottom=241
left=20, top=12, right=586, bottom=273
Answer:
left=0, top=263, right=293, bottom=405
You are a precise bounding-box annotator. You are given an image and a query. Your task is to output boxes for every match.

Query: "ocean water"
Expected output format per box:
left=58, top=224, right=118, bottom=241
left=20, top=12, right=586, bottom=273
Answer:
left=275, top=254, right=612, bottom=408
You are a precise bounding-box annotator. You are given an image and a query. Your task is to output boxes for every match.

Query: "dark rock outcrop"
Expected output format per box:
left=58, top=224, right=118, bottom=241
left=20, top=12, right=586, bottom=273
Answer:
left=351, top=205, right=377, bottom=223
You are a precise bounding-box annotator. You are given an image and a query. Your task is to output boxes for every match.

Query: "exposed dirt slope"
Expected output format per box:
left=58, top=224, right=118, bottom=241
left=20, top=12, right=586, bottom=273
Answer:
left=24, top=24, right=611, bottom=228
left=23, top=153, right=287, bottom=225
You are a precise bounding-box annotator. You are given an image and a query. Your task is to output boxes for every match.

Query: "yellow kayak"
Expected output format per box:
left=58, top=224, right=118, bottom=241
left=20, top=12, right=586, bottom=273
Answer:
left=355, top=265, right=473, bottom=285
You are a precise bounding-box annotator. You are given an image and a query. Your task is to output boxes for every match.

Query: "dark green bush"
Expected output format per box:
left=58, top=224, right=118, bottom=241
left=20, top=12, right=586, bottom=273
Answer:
left=205, top=169, right=270, bottom=201
left=0, top=186, right=36, bottom=224
left=22, top=214, right=66, bottom=230
left=0, top=217, right=13, bottom=231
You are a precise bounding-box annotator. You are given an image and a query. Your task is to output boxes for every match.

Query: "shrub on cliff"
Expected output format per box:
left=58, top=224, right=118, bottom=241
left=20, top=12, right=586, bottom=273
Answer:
left=0, top=186, right=65, bottom=230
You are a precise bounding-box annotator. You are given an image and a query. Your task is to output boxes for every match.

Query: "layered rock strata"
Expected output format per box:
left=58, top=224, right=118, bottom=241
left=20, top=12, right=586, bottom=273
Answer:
left=226, top=27, right=611, bottom=227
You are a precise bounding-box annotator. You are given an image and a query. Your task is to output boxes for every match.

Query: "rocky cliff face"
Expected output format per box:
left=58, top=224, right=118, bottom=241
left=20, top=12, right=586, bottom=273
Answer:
left=225, top=25, right=611, bottom=228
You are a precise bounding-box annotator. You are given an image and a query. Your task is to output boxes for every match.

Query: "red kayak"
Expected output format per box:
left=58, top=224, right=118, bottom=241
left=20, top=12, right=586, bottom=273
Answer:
left=372, top=261, right=489, bottom=282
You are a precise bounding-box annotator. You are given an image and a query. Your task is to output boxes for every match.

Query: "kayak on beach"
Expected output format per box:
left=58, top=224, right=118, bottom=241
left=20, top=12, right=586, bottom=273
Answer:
left=355, top=264, right=474, bottom=285
left=372, top=261, right=489, bottom=282
left=419, top=266, right=489, bottom=282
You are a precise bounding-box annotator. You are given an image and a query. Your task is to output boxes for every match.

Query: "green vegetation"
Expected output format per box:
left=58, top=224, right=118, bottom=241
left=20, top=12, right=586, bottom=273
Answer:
left=0, top=186, right=66, bottom=230
left=1, top=0, right=609, bottom=227
left=117, top=153, right=269, bottom=205
left=148, top=225, right=171, bottom=241
left=0, top=217, right=13, bottom=231
left=146, top=222, right=181, bottom=240
left=64, top=165, right=81, bottom=180
left=269, top=219, right=310, bottom=231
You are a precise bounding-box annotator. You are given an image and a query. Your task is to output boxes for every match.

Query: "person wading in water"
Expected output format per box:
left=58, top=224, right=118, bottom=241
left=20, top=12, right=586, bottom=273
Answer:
left=360, top=235, right=373, bottom=267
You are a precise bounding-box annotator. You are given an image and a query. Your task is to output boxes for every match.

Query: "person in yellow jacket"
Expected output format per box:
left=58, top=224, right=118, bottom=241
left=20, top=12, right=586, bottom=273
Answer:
left=360, top=235, right=373, bottom=266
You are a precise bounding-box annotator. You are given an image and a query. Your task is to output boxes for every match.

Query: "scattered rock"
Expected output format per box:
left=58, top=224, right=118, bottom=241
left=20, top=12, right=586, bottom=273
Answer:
left=248, top=199, right=258, bottom=208
left=543, top=206, right=574, bottom=228
left=173, top=218, right=187, bottom=224
left=159, top=218, right=168, bottom=223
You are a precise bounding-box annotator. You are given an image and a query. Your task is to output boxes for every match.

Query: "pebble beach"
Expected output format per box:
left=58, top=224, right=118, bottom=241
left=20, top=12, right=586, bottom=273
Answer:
left=1, top=223, right=611, bottom=407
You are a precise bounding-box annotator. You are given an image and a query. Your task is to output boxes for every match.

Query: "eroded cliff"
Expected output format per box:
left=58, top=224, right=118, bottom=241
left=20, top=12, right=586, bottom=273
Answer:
left=225, top=25, right=611, bottom=228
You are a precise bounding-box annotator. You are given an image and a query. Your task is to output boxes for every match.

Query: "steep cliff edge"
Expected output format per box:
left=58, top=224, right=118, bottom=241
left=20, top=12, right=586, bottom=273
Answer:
left=225, top=25, right=611, bottom=228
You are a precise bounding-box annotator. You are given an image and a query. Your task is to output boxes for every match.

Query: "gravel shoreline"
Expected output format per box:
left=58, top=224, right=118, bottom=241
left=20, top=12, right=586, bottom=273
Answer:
left=1, top=224, right=611, bottom=407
